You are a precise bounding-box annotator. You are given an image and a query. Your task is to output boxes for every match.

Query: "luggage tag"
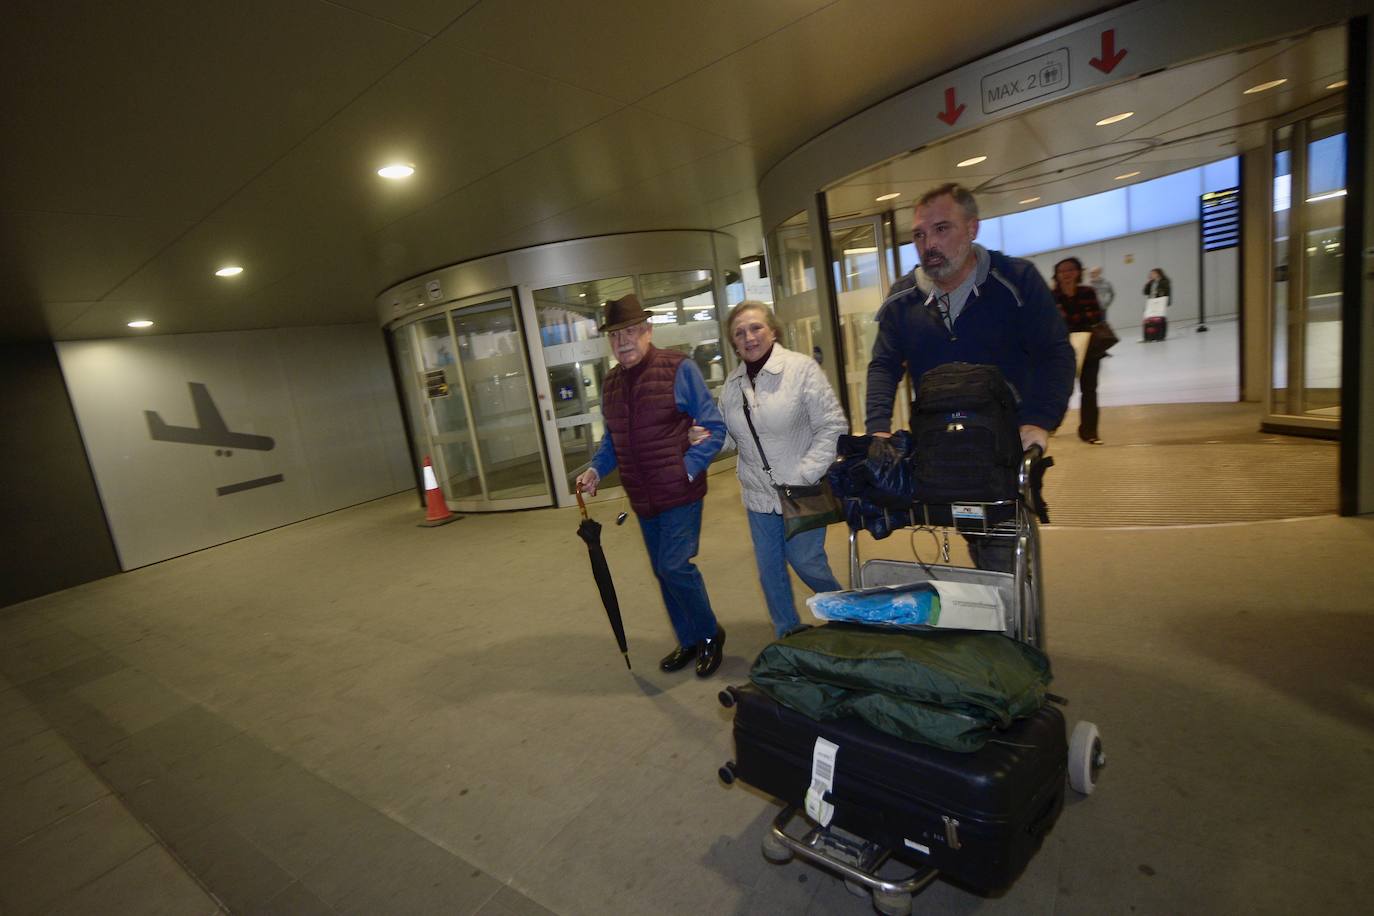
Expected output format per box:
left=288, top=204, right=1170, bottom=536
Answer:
left=805, top=737, right=839, bottom=827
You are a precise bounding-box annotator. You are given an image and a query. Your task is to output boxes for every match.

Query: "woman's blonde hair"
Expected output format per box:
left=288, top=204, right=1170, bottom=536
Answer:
left=725, top=300, right=784, bottom=340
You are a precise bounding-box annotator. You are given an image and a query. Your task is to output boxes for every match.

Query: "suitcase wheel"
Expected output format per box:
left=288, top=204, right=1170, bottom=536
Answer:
left=761, top=829, right=793, bottom=863
left=874, top=888, right=914, bottom=916
left=1068, top=720, right=1105, bottom=795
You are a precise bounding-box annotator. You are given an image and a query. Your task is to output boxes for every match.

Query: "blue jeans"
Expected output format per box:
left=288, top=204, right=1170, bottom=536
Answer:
left=747, top=511, right=843, bottom=637
left=637, top=500, right=719, bottom=647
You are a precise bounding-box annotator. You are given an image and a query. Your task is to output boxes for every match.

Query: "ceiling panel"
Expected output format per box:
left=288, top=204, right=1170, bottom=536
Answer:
left=0, top=0, right=424, bottom=220
left=99, top=43, right=627, bottom=309
left=0, top=210, right=197, bottom=303
left=327, top=0, right=483, bottom=37
left=637, top=0, right=1109, bottom=168
left=446, top=0, right=835, bottom=104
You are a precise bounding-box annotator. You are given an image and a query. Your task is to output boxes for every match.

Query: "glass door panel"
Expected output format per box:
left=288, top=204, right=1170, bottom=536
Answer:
left=413, top=312, right=482, bottom=498
left=451, top=297, right=551, bottom=502
left=1300, top=112, right=1345, bottom=417
left=1271, top=126, right=1292, bottom=412
left=1268, top=108, right=1344, bottom=429
left=640, top=269, right=726, bottom=395
left=533, top=277, right=632, bottom=495
left=830, top=217, right=904, bottom=434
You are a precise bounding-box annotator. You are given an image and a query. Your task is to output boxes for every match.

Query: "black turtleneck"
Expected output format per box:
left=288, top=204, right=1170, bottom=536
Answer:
left=745, top=344, right=774, bottom=384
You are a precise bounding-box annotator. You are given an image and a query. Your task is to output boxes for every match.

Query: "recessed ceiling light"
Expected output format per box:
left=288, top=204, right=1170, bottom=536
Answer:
left=1095, top=111, right=1134, bottom=126
left=956, top=156, right=988, bottom=168
left=1115, top=171, right=1141, bottom=181
left=127, top=320, right=153, bottom=329
left=875, top=192, right=901, bottom=202
left=1243, top=78, right=1287, bottom=95
left=1327, top=79, right=1348, bottom=90
left=214, top=265, right=243, bottom=277
left=1019, top=197, right=1041, bottom=205
left=377, top=163, right=415, bottom=179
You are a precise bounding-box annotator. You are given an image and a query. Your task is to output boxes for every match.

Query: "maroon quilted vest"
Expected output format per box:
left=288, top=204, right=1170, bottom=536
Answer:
left=602, top=347, right=707, bottom=518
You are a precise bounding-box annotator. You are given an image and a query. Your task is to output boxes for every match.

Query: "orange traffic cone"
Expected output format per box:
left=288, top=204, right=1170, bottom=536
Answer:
left=418, top=456, right=460, bottom=527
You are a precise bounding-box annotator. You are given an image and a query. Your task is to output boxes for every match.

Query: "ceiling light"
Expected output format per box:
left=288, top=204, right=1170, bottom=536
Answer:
left=377, top=163, right=415, bottom=179
left=1019, top=197, right=1041, bottom=205
left=1095, top=111, right=1134, bottom=126
left=1243, top=78, right=1287, bottom=95
left=215, top=265, right=243, bottom=277
left=956, top=156, right=988, bottom=168
left=1306, top=189, right=1347, bottom=203
left=127, top=320, right=153, bottom=329
left=875, top=192, right=901, bottom=202
left=578, top=292, right=587, bottom=298
left=1114, top=171, right=1141, bottom=181
left=1327, top=80, right=1347, bottom=90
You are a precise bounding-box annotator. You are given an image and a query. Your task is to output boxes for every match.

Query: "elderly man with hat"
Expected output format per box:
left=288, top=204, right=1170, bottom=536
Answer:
left=575, top=294, right=729, bottom=677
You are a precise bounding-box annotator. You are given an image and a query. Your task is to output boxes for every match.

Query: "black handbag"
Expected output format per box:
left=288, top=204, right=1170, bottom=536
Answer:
left=1087, top=321, right=1119, bottom=358
left=739, top=384, right=842, bottom=539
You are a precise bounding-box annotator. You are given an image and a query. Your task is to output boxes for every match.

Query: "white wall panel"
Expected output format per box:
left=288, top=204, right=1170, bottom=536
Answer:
left=57, top=324, right=411, bottom=570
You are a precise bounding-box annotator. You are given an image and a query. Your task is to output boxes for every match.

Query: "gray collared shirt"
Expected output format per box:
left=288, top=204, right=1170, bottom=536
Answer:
left=924, top=260, right=980, bottom=331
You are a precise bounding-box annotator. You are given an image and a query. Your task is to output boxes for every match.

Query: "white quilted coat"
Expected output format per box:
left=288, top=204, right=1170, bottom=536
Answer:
left=719, top=345, right=850, bottom=514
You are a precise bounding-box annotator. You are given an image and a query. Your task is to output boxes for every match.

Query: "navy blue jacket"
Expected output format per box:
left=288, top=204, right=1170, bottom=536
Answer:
left=865, top=246, right=1075, bottom=433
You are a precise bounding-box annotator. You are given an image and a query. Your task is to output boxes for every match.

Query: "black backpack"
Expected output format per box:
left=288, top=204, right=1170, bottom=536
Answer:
left=910, top=362, right=1021, bottom=503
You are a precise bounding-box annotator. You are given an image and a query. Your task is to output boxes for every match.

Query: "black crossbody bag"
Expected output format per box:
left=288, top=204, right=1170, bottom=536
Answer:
left=739, top=383, right=843, bottom=539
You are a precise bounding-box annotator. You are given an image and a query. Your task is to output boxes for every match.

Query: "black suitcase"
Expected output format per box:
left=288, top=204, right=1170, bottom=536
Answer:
left=1143, top=316, right=1167, bottom=341
left=724, top=683, right=1066, bottom=895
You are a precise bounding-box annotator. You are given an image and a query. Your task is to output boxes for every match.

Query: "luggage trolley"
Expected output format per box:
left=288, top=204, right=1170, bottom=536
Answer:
left=717, top=446, right=1104, bottom=915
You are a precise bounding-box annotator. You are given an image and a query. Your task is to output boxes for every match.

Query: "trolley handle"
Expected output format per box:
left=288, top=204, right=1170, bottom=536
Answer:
left=1018, top=445, right=1052, bottom=524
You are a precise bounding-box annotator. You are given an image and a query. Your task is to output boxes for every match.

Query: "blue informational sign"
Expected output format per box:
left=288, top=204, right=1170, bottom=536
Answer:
left=557, top=386, right=575, bottom=401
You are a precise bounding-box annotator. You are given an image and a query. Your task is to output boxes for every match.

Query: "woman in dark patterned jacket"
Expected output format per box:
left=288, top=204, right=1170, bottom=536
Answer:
left=1052, top=257, right=1105, bottom=445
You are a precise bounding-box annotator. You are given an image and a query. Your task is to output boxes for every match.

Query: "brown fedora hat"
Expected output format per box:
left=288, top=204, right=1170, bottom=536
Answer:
left=599, top=293, right=652, bottom=332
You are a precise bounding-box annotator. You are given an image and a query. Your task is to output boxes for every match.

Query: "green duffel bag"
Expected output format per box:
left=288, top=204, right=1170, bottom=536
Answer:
left=748, top=623, right=1052, bottom=752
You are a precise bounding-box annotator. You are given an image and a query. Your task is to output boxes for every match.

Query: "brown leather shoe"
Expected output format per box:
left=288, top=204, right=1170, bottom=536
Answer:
left=695, top=627, right=726, bottom=677
left=659, top=644, right=698, bottom=672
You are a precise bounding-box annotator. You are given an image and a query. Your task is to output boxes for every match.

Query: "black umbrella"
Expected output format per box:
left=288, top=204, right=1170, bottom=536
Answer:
left=576, top=488, right=631, bottom=670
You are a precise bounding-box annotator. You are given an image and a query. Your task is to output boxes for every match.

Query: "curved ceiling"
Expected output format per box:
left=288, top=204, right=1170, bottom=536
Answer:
left=0, top=0, right=1112, bottom=340
left=825, top=26, right=1346, bottom=222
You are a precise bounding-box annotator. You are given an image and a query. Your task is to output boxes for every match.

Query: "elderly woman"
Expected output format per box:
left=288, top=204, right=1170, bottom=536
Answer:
left=718, top=301, right=848, bottom=637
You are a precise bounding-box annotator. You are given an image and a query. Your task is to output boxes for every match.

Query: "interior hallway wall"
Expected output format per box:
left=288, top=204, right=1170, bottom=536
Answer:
left=57, top=324, right=413, bottom=570
left=1025, top=222, right=1224, bottom=325
left=0, top=341, right=120, bottom=608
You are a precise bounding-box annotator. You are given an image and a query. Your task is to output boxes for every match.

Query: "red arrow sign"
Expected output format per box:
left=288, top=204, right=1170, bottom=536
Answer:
left=1090, top=28, right=1127, bottom=74
left=936, top=87, right=965, bottom=126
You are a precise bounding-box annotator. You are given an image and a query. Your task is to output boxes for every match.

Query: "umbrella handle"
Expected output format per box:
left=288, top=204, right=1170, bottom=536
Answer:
left=575, top=485, right=588, bottom=519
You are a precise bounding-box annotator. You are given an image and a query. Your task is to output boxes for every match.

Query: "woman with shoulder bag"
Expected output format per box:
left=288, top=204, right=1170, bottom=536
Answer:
left=1052, top=257, right=1108, bottom=445
left=715, top=301, right=849, bottom=638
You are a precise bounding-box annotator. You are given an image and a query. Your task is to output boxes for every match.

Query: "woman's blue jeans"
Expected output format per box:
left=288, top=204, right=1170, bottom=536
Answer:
left=746, top=510, right=843, bottom=637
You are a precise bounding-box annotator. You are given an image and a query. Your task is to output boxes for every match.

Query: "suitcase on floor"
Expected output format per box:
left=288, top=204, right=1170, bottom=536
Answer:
left=1143, top=316, right=1167, bottom=341
left=723, top=683, right=1066, bottom=895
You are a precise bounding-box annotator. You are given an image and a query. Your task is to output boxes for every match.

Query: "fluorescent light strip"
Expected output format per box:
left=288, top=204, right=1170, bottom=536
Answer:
left=1095, top=111, right=1134, bottom=126
left=875, top=192, right=901, bottom=202
left=127, top=320, right=153, bottom=328
left=956, top=155, right=988, bottom=168
left=1019, top=197, right=1041, bottom=205
left=1327, top=80, right=1347, bottom=90
left=1114, top=171, right=1141, bottom=181
left=1305, top=189, right=1347, bottom=203
left=1243, top=78, right=1287, bottom=95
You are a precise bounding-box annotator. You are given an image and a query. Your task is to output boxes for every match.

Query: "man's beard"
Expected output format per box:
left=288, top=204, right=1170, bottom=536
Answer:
left=922, top=240, right=970, bottom=284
